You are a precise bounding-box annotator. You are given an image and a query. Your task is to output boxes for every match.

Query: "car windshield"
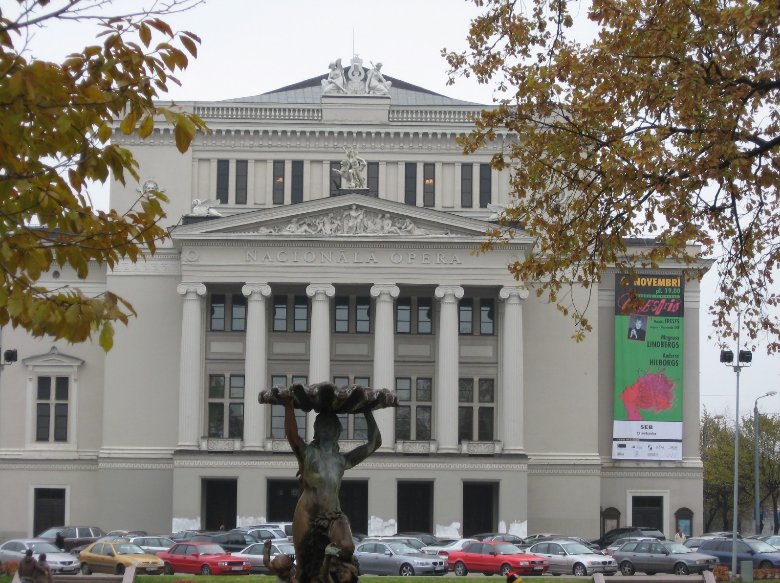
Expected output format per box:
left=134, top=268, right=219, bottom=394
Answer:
left=747, top=541, right=778, bottom=553
left=115, top=544, right=146, bottom=555
left=38, top=529, right=59, bottom=538
left=198, top=544, right=226, bottom=555
left=277, top=544, right=295, bottom=554
left=30, top=543, right=60, bottom=553
left=666, top=543, right=691, bottom=554
left=495, top=543, right=521, bottom=555
left=562, top=543, right=595, bottom=555
left=388, top=543, right=417, bottom=554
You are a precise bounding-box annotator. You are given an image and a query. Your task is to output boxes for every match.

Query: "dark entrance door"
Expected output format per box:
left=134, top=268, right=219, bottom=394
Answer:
left=340, top=480, right=368, bottom=535
left=463, top=482, right=498, bottom=536
left=397, top=481, right=433, bottom=533
left=632, top=496, right=663, bottom=530
left=267, top=479, right=299, bottom=522
left=203, top=479, right=237, bottom=530
left=34, top=488, right=65, bottom=536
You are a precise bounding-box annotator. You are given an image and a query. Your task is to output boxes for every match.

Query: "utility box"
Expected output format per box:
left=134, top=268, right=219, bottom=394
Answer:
left=742, top=560, right=754, bottom=582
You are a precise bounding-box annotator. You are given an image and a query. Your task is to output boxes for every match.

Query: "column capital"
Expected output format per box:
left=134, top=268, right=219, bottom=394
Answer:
left=242, top=283, right=272, bottom=299
left=499, top=285, right=529, bottom=301
left=177, top=282, right=206, bottom=297
left=306, top=283, right=335, bottom=299
left=434, top=285, right=464, bottom=302
left=370, top=284, right=400, bottom=299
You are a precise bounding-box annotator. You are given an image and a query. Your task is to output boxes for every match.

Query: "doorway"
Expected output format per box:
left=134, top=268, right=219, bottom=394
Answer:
left=34, top=488, right=65, bottom=536
left=463, top=482, right=498, bottom=536
left=203, top=479, right=237, bottom=530
left=397, top=481, right=433, bottom=533
left=340, top=480, right=368, bottom=534
left=632, top=496, right=663, bottom=530
left=267, top=479, right=299, bottom=522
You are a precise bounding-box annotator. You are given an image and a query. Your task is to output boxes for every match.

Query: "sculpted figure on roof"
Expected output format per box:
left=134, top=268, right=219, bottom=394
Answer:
left=366, top=62, right=391, bottom=95
left=321, top=59, right=346, bottom=94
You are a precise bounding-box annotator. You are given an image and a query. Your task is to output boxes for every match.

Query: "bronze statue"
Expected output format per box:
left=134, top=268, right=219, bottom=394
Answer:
left=260, top=382, right=398, bottom=583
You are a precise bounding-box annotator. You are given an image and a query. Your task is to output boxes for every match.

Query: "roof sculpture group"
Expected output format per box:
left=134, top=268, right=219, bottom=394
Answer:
left=322, top=55, right=392, bottom=96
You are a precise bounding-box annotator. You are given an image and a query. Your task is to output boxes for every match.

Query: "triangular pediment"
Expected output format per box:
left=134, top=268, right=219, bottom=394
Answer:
left=23, top=346, right=84, bottom=368
left=171, top=195, right=499, bottom=242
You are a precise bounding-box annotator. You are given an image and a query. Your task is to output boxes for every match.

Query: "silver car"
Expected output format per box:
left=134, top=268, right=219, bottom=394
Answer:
left=355, top=540, right=448, bottom=576
left=420, top=538, right=477, bottom=556
left=614, top=540, right=718, bottom=575
left=233, top=541, right=296, bottom=573
left=528, top=540, right=617, bottom=576
left=127, top=536, right=176, bottom=555
left=0, top=539, right=81, bottom=574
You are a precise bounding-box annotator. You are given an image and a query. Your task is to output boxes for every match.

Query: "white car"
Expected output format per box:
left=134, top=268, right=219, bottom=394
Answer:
left=0, top=539, right=81, bottom=574
left=421, top=538, right=477, bottom=556
left=529, top=539, right=618, bottom=576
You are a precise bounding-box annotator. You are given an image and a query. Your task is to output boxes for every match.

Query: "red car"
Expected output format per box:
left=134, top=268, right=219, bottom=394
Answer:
left=157, top=541, right=251, bottom=575
left=447, top=540, right=549, bottom=576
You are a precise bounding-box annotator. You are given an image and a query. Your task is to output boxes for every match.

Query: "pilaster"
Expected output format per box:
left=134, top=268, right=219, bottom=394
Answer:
left=434, top=285, right=464, bottom=453
left=177, top=282, right=207, bottom=449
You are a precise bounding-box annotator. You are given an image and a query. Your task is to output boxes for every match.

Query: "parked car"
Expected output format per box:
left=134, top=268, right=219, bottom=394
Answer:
left=447, top=540, right=548, bottom=576
left=0, top=539, right=81, bottom=574
left=190, top=531, right=259, bottom=552
left=106, top=530, right=147, bottom=537
left=127, top=535, right=176, bottom=555
left=169, top=529, right=207, bottom=542
left=614, top=539, right=718, bottom=575
left=758, top=535, right=780, bottom=549
left=698, top=538, right=780, bottom=572
left=232, top=541, right=296, bottom=573
left=395, top=532, right=441, bottom=546
left=37, top=526, right=106, bottom=552
left=470, top=533, right=526, bottom=547
left=78, top=540, right=164, bottom=575
left=157, top=541, right=252, bottom=575
left=363, top=536, right=426, bottom=551
left=606, top=536, right=656, bottom=556
left=234, top=527, right=287, bottom=542
left=247, top=522, right=294, bottom=538
left=420, top=538, right=477, bottom=556
left=525, top=533, right=564, bottom=544
left=528, top=539, right=617, bottom=576
left=593, top=527, right=665, bottom=549
left=354, top=540, right=447, bottom=576
left=683, top=537, right=711, bottom=552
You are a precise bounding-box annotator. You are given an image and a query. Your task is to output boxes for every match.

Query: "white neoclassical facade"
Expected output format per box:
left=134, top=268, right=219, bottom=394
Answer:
left=0, top=57, right=704, bottom=541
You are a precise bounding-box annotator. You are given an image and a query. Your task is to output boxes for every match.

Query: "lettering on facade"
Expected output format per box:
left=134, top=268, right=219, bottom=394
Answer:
left=245, top=249, right=461, bottom=265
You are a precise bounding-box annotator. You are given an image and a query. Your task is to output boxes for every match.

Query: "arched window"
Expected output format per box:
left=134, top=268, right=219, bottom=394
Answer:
left=675, top=507, right=693, bottom=537
left=601, top=507, right=621, bottom=536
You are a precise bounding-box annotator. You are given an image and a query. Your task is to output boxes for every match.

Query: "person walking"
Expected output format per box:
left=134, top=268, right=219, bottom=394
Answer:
left=17, top=549, right=38, bottom=583
left=34, top=553, right=53, bottom=583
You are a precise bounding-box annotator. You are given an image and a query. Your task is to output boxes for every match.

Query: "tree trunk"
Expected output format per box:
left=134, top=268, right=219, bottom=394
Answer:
left=773, top=493, right=779, bottom=534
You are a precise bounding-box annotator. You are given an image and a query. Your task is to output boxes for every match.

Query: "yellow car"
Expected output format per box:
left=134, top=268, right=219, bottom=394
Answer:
left=79, top=540, right=164, bottom=575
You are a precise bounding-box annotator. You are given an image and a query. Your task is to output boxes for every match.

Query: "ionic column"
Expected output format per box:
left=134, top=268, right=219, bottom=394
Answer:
left=306, top=284, right=335, bottom=437
left=242, top=283, right=272, bottom=451
left=177, top=283, right=207, bottom=448
left=434, top=285, right=464, bottom=453
left=500, top=286, right=529, bottom=453
left=371, top=284, right=400, bottom=451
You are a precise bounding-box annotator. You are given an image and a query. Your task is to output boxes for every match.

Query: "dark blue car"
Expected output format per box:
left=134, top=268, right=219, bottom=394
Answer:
left=698, top=538, right=780, bottom=572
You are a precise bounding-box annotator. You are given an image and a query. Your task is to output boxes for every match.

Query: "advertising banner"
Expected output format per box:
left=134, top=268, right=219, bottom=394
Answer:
left=612, top=273, right=685, bottom=460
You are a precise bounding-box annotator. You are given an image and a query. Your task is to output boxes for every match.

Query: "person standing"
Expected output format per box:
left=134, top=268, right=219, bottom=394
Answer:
left=54, top=532, right=64, bottom=551
left=34, top=553, right=53, bottom=583
left=674, top=528, right=687, bottom=544
left=17, top=549, right=38, bottom=583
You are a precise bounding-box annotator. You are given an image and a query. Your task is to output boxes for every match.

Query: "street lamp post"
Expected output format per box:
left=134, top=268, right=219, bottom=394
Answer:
left=754, top=391, right=777, bottom=535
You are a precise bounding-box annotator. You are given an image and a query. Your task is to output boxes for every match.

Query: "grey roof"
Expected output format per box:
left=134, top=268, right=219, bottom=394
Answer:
left=223, top=71, right=484, bottom=107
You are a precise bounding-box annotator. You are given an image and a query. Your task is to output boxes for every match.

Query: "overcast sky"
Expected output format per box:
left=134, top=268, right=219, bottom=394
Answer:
left=21, top=0, right=780, bottom=418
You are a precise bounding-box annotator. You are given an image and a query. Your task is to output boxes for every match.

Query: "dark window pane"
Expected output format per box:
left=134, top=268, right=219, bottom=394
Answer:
left=330, top=161, right=342, bottom=196
left=458, top=406, right=473, bottom=443
left=354, top=415, right=368, bottom=440
left=335, top=297, right=349, bottom=332
left=55, top=377, right=69, bottom=400
left=230, top=375, right=245, bottom=399
left=459, top=378, right=474, bottom=403
left=404, top=163, right=417, bottom=205
left=459, top=298, right=474, bottom=335
left=396, top=378, right=411, bottom=401
left=480, top=299, right=495, bottom=335
left=229, top=403, right=244, bottom=439
left=291, top=160, right=303, bottom=204
left=208, top=403, right=224, bottom=437
left=367, top=162, right=379, bottom=197
left=396, top=298, right=411, bottom=334
left=417, top=298, right=432, bottom=334
left=294, top=296, right=308, bottom=332
left=210, top=294, right=226, bottom=331
left=478, top=407, right=494, bottom=441
left=272, top=160, right=285, bottom=205
left=479, top=379, right=495, bottom=403
left=37, top=376, right=51, bottom=400
left=235, top=160, right=248, bottom=204
left=416, top=378, right=432, bottom=401
left=396, top=406, right=411, bottom=440
left=423, top=163, right=435, bottom=207
left=356, top=297, right=370, bottom=333
left=36, top=403, right=50, bottom=441
left=54, top=403, right=68, bottom=441
left=461, top=164, right=473, bottom=208
left=216, top=159, right=229, bottom=204
left=273, top=296, right=287, bottom=332
left=209, top=375, right=225, bottom=399
left=333, top=376, right=349, bottom=387
left=416, top=406, right=431, bottom=440
left=479, top=163, right=492, bottom=208
left=232, top=294, right=247, bottom=331
left=355, top=376, right=370, bottom=386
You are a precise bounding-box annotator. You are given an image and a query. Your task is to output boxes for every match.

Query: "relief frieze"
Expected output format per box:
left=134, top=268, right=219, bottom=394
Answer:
left=244, top=248, right=461, bottom=265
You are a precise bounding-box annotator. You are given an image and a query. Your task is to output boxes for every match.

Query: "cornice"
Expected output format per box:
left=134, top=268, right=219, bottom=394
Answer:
left=172, top=457, right=527, bottom=472
left=178, top=239, right=514, bottom=251
left=111, top=253, right=181, bottom=275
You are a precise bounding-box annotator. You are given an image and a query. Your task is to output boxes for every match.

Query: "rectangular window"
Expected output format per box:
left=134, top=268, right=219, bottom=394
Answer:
left=461, top=164, right=473, bottom=208
left=330, top=161, right=342, bottom=196
left=417, top=298, right=432, bottom=334
left=355, top=297, right=370, bottom=333
left=271, top=374, right=306, bottom=439
left=367, top=162, right=379, bottom=197
left=272, top=160, right=285, bottom=205
left=459, top=298, right=474, bottom=335
left=216, top=159, right=229, bottom=204
left=291, top=160, right=303, bottom=204
left=423, top=163, right=435, bottom=207
left=294, top=296, right=309, bottom=332
left=395, top=377, right=433, bottom=441
left=458, top=377, right=495, bottom=442
left=396, top=298, right=411, bottom=334
left=36, top=376, right=69, bottom=442
left=479, top=163, right=492, bottom=208
left=480, top=299, right=495, bottom=335
left=231, top=294, right=247, bottom=331
left=335, top=296, right=349, bottom=333
left=210, top=294, right=226, bottom=331
left=235, top=160, right=248, bottom=204
left=404, top=163, right=417, bottom=206
left=332, top=375, right=370, bottom=439
left=273, top=296, right=287, bottom=332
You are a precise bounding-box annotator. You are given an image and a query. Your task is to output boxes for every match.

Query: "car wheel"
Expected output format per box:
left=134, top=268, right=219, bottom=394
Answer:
left=115, top=564, right=125, bottom=576
left=81, top=563, right=91, bottom=575
left=454, top=561, right=468, bottom=576
left=620, top=561, right=635, bottom=576
left=201, top=565, right=212, bottom=576
left=573, top=563, right=588, bottom=577
left=164, top=563, right=174, bottom=575
left=674, top=563, right=690, bottom=575
left=760, top=561, right=773, bottom=570
left=399, top=563, right=414, bottom=576
left=500, top=564, right=512, bottom=576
